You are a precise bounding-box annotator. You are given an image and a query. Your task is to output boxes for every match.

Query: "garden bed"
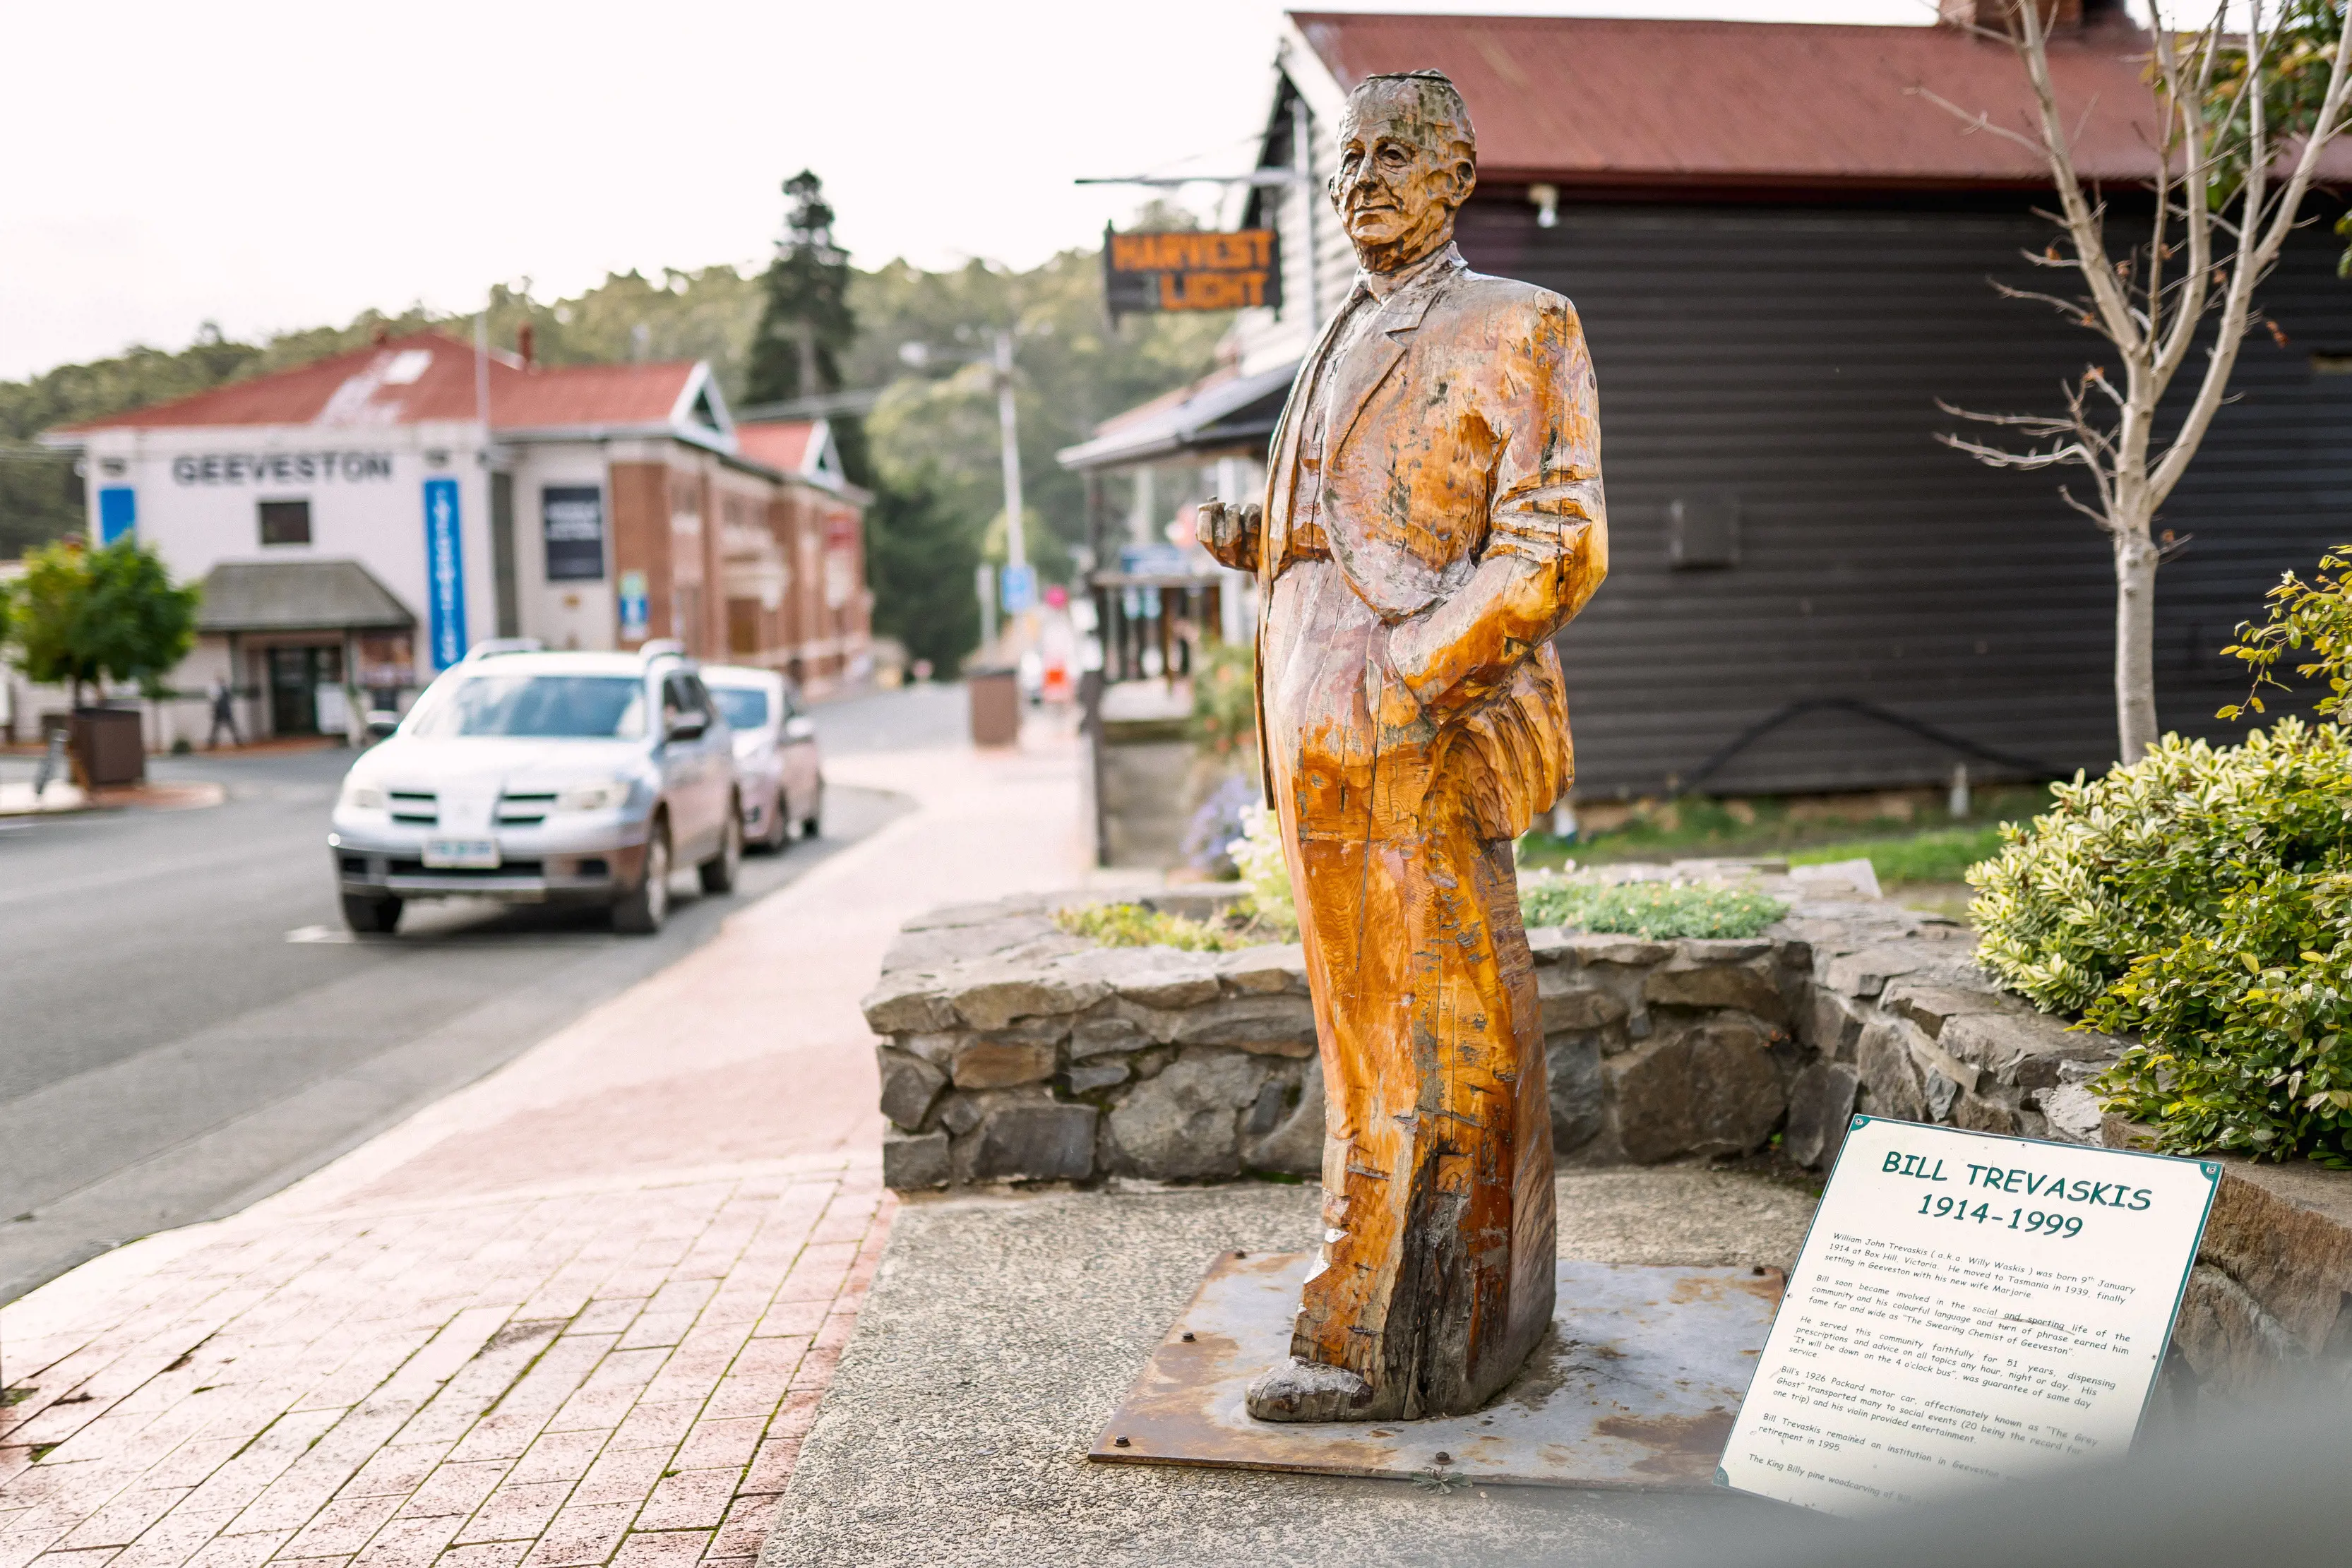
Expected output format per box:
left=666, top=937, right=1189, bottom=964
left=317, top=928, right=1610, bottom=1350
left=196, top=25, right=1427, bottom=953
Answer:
left=860, top=864, right=2118, bottom=1192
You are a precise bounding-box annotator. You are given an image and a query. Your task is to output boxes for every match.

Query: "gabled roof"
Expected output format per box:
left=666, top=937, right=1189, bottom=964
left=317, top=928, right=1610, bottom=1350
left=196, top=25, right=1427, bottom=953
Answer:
left=1057, top=362, right=1299, bottom=472
left=1282, top=11, right=2352, bottom=191
left=47, top=332, right=731, bottom=450
left=734, top=418, right=845, bottom=489
left=196, top=559, right=414, bottom=634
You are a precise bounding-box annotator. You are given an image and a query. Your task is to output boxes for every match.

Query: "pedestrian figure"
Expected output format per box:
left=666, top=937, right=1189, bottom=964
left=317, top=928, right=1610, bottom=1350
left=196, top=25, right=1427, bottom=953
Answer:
left=207, top=676, right=241, bottom=749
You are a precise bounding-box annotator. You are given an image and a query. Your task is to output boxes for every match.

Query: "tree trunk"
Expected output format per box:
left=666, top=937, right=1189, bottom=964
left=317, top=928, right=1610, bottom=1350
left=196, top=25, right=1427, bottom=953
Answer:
left=2113, top=527, right=2160, bottom=765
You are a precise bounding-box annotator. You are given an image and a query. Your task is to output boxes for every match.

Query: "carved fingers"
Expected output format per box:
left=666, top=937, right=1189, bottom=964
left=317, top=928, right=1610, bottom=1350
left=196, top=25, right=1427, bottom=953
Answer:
left=1199, top=498, right=1264, bottom=573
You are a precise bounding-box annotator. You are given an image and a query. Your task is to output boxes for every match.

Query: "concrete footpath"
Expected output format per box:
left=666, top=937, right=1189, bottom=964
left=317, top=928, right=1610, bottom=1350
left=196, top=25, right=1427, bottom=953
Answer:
left=765, top=1173, right=1816, bottom=1568
left=0, top=728, right=1087, bottom=1568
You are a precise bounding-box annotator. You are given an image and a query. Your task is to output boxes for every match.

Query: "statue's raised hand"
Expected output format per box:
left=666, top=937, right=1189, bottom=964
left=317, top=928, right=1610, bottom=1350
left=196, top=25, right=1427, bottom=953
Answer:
left=1197, top=498, right=1262, bottom=574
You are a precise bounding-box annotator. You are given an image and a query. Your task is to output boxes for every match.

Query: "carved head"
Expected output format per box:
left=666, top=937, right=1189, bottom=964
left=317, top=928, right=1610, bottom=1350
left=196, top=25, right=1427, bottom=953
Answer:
left=1328, top=71, right=1478, bottom=274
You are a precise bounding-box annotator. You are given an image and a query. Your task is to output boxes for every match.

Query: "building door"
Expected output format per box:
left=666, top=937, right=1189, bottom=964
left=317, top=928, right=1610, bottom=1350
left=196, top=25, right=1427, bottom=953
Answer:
left=266, top=645, right=343, bottom=735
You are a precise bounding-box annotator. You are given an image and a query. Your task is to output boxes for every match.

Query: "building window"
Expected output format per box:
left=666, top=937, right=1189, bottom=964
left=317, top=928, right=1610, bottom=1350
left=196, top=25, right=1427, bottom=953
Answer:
left=259, top=498, right=311, bottom=546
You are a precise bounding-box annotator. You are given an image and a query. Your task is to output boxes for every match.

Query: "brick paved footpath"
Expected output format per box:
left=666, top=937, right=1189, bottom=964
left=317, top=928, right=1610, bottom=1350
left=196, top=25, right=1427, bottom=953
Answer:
left=0, top=731, right=1087, bottom=1568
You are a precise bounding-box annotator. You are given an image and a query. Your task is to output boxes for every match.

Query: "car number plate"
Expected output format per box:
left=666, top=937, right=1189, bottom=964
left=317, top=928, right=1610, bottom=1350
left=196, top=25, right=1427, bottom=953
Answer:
left=424, top=838, right=501, bottom=869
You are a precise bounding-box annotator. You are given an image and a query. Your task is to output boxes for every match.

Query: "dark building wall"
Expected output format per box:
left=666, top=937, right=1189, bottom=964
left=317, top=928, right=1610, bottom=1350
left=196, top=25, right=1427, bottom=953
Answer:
left=1455, top=193, right=2352, bottom=798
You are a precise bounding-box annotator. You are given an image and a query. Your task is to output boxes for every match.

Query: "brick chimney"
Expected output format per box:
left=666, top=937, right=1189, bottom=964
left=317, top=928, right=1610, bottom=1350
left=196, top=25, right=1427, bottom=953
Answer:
left=517, top=321, right=536, bottom=371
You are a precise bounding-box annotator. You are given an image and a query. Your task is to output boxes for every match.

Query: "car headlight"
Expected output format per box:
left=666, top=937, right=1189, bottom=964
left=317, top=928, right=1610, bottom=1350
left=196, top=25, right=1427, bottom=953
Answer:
left=555, top=779, right=634, bottom=812
left=340, top=779, right=388, bottom=810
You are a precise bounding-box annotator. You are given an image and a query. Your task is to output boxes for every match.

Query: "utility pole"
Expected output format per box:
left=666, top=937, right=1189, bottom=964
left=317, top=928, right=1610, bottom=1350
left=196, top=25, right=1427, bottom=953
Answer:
left=993, top=329, right=1026, bottom=573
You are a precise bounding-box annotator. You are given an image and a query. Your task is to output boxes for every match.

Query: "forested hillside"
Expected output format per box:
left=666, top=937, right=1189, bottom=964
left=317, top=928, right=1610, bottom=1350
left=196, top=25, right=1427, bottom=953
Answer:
left=0, top=232, right=1224, bottom=674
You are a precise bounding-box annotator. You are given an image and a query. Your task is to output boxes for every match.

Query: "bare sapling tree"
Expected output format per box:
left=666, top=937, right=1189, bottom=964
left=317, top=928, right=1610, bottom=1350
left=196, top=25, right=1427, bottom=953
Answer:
left=1920, top=0, right=2352, bottom=763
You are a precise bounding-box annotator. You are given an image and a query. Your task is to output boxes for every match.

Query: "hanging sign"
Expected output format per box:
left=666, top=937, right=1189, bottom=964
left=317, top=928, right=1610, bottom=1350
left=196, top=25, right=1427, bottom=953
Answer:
left=422, top=477, right=469, bottom=671
left=999, top=562, right=1038, bottom=616
left=1719, top=1116, right=2219, bottom=1516
left=1104, top=226, right=1282, bottom=318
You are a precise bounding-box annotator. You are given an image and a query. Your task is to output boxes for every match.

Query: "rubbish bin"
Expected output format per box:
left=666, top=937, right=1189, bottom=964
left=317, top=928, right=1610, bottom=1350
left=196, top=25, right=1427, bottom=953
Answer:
left=44, top=706, right=146, bottom=787
left=968, top=667, right=1021, bottom=748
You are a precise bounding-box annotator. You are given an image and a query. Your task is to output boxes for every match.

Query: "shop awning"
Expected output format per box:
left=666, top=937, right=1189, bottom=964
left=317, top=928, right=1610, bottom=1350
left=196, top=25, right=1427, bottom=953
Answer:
left=1056, top=361, right=1299, bottom=474
left=197, top=560, right=416, bottom=635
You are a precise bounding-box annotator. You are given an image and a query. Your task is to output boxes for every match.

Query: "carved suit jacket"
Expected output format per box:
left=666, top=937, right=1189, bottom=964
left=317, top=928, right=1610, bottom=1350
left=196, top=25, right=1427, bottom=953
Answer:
left=1210, top=246, right=1608, bottom=839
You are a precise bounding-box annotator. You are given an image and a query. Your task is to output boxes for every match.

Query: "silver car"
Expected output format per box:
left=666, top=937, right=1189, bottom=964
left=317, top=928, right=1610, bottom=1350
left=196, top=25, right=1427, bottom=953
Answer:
left=700, top=665, right=824, bottom=851
left=328, top=643, right=744, bottom=935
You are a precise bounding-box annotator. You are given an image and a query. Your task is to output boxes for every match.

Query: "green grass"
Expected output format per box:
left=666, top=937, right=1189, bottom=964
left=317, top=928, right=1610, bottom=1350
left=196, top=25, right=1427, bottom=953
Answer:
left=1518, top=879, right=1787, bottom=939
left=1787, top=825, right=2006, bottom=886
left=1516, top=785, right=2053, bottom=872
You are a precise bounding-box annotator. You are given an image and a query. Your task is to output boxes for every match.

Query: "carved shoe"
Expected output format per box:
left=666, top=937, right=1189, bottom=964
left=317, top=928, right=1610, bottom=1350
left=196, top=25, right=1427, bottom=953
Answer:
left=1243, top=1355, right=1375, bottom=1423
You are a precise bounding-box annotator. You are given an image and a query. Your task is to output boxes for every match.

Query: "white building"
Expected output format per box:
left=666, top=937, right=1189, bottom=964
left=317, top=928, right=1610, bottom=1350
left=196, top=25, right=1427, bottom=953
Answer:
left=39, top=330, right=870, bottom=743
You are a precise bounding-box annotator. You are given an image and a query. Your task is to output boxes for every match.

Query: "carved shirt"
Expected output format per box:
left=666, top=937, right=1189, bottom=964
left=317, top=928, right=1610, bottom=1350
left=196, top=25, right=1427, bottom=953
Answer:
left=1290, top=244, right=1466, bottom=563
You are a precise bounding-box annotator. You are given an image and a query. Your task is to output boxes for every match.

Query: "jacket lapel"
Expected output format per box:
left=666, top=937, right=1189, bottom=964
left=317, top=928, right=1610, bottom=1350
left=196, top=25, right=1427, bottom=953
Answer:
left=1262, top=299, right=1360, bottom=587
left=1325, top=261, right=1454, bottom=462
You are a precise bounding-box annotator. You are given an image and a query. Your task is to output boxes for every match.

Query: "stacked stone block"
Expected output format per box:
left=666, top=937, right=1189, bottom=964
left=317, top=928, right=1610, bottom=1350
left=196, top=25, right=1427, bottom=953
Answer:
left=861, top=877, right=2142, bottom=1191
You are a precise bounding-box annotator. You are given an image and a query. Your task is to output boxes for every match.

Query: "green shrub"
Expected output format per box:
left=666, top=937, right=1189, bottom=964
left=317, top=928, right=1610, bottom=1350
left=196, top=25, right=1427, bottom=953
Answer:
left=1189, top=639, right=1258, bottom=761
left=1053, top=902, right=1254, bottom=952
left=1229, top=801, right=1299, bottom=940
left=1520, top=877, right=1787, bottom=940
left=1970, top=720, right=2352, bottom=1161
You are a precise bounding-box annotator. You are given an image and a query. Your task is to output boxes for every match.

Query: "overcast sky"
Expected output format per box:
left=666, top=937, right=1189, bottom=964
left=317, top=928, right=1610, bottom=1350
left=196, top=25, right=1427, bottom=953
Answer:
left=2, top=0, right=1932, bottom=381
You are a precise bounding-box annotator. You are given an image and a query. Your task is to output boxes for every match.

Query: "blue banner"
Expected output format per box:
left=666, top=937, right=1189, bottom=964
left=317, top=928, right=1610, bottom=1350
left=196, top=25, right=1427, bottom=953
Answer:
left=617, top=569, right=650, bottom=640
left=97, top=487, right=136, bottom=544
left=423, top=477, right=468, bottom=669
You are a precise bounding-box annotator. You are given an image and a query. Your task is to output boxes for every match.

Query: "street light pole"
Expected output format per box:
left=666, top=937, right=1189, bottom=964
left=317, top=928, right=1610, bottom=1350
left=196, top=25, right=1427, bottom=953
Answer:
left=993, top=329, right=1026, bottom=574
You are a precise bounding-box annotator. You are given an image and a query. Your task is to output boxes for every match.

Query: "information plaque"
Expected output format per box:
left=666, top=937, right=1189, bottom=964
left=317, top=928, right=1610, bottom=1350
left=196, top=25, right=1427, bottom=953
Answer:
left=1719, top=1115, right=2219, bottom=1515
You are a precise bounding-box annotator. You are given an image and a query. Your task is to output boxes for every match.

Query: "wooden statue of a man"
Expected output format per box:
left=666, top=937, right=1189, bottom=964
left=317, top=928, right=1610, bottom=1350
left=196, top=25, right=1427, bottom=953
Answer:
left=1198, top=69, right=1608, bottom=1423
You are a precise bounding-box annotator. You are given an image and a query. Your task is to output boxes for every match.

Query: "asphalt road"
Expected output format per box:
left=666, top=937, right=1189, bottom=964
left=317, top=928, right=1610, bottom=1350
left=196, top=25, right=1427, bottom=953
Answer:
left=0, top=681, right=969, bottom=1305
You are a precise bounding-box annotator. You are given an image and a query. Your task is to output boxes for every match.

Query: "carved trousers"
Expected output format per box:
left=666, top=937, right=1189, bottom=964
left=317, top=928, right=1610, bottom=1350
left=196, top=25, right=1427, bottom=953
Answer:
left=1260, top=559, right=1557, bottom=1420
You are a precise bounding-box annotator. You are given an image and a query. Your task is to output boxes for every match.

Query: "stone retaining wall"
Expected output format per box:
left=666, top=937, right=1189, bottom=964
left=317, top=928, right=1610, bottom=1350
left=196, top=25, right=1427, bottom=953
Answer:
left=862, top=873, right=2352, bottom=1399
left=861, top=871, right=2126, bottom=1192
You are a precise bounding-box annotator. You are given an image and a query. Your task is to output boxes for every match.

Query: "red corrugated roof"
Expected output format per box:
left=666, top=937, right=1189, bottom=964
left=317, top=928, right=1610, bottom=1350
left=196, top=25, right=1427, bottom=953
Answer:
left=493, top=359, right=699, bottom=431
left=733, top=420, right=818, bottom=474
left=1291, top=11, right=2352, bottom=189
left=59, top=332, right=698, bottom=434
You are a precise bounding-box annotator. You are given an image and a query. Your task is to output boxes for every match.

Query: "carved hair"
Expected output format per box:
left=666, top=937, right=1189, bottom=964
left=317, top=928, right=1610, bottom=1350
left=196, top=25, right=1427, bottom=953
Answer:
left=1347, top=70, right=1476, bottom=165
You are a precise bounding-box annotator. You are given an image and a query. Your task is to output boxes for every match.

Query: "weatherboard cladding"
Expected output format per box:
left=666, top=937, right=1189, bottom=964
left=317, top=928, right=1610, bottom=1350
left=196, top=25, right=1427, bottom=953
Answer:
left=1444, top=194, right=2352, bottom=798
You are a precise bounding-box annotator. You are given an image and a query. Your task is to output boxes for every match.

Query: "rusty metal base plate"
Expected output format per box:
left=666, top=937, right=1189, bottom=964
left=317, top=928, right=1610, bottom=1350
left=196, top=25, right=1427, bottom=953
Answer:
left=1090, top=1252, right=1781, bottom=1490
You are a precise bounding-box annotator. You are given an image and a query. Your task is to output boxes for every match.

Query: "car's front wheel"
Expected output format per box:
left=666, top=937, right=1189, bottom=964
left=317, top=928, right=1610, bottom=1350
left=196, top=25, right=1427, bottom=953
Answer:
left=612, top=818, right=671, bottom=935
left=342, top=893, right=402, bottom=934
left=700, top=798, right=744, bottom=893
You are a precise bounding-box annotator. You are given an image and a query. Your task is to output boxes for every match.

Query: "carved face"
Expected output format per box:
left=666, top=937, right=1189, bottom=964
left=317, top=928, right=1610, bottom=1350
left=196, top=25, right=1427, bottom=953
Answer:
left=1329, top=82, right=1475, bottom=270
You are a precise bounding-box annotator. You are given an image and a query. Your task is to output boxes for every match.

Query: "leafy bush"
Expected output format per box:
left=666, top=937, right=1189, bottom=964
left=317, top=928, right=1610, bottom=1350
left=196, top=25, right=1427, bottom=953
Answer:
left=1520, top=876, right=1787, bottom=939
left=2, top=538, right=200, bottom=705
left=2220, top=544, right=2352, bottom=722
left=1182, top=775, right=1257, bottom=879
left=1053, top=902, right=1254, bottom=952
left=1229, top=801, right=1299, bottom=940
left=1190, top=638, right=1258, bottom=760
left=1971, top=720, right=2352, bottom=1160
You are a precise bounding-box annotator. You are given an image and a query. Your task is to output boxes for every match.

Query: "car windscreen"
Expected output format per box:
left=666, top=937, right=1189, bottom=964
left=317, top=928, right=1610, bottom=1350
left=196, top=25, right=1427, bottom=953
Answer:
left=709, top=686, right=770, bottom=732
left=410, top=674, right=647, bottom=738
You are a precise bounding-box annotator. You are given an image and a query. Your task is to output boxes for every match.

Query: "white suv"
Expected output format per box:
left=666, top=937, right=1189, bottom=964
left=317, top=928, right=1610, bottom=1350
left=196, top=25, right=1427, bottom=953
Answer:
left=328, top=643, right=743, bottom=935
